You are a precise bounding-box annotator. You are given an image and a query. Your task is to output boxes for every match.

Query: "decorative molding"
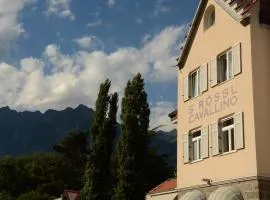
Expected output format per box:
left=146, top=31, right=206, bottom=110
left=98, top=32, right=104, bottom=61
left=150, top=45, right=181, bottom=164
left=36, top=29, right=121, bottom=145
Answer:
left=214, top=0, right=243, bottom=22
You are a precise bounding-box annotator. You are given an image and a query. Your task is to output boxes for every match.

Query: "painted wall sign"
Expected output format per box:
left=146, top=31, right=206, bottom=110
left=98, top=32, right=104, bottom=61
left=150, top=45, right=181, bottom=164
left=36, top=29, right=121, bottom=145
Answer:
left=188, top=86, right=238, bottom=123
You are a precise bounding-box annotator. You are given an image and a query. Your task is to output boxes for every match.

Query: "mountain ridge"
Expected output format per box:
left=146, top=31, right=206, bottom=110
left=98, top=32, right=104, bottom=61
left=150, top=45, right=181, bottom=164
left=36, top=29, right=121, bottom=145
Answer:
left=0, top=105, right=176, bottom=166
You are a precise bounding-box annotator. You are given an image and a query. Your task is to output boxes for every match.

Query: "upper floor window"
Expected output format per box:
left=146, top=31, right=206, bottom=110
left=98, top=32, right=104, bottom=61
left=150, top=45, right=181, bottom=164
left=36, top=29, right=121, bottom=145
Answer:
left=204, top=5, right=215, bottom=30
left=218, top=49, right=233, bottom=83
left=210, top=43, right=242, bottom=87
left=189, top=69, right=200, bottom=98
left=183, top=64, right=208, bottom=101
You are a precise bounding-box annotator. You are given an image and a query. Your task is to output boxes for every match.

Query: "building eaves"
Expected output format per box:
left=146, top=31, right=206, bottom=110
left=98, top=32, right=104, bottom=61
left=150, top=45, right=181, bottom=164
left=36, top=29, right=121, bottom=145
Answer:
left=177, top=0, right=258, bottom=70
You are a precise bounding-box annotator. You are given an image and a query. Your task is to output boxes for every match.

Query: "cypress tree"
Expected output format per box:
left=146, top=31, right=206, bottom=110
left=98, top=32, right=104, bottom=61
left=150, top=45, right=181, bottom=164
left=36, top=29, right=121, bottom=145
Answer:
left=81, top=80, right=118, bottom=200
left=113, top=73, right=150, bottom=200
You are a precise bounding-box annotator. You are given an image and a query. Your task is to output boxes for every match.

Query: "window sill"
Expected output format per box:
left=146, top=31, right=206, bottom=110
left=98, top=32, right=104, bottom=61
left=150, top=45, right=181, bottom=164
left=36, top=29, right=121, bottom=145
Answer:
left=220, top=149, right=237, bottom=156
left=188, top=94, right=201, bottom=101
left=217, top=77, right=234, bottom=86
left=190, top=158, right=203, bottom=164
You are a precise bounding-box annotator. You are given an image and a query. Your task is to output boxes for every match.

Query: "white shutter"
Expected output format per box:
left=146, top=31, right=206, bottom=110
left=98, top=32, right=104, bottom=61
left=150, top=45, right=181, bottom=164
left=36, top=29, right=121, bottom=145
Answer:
left=210, top=122, right=220, bottom=156
left=183, top=132, right=190, bottom=163
left=232, top=43, right=242, bottom=76
left=210, top=58, right=218, bottom=87
left=183, top=76, right=189, bottom=102
left=200, top=63, right=208, bottom=93
left=201, top=126, right=209, bottom=159
left=234, top=112, right=244, bottom=149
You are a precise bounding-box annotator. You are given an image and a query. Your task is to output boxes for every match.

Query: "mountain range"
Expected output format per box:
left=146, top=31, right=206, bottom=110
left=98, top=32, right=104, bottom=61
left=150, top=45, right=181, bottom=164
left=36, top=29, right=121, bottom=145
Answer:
left=0, top=105, right=176, bottom=165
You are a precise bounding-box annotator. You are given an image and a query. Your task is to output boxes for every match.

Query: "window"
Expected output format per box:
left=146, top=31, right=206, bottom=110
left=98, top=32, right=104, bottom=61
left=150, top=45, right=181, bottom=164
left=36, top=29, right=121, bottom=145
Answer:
left=211, top=112, right=244, bottom=156
left=183, top=64, right=207, bottom=102
left=208, top=9, right=215, bottom=27
left=221, top=118, right=235, bottom=153
left=189, top=69, right=200, bottom=98
left=183, top=126, right=208, bottom=164
left=218, top=50, right=233, bottom=83
left=210, top=43, right=242, bottom=88
left=192, top=130, right=202, bottom=161
left=204, top=6, right=215, bottom=30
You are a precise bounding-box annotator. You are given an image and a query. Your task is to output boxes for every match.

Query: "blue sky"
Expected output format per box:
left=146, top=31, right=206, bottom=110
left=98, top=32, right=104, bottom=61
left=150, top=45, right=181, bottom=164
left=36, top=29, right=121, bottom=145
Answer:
left=0, top=0, right=197, bottom=128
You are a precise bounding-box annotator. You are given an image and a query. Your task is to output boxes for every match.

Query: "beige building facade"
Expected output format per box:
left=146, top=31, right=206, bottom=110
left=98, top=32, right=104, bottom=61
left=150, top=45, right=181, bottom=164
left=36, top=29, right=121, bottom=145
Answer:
left=176, top=0, right=270, bottom=199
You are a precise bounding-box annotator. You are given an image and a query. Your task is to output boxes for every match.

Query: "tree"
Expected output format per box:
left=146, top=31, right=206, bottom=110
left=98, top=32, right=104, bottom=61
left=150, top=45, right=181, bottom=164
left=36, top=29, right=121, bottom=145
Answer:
left=81, top=80, right=118, bottom=200
left=52, top=131, right=89, bottom=190
left=16, top=191, right=47, bottom=200
left=113, top=73, right=150, bottom=200
left=0, top=191, right=13, bottom=200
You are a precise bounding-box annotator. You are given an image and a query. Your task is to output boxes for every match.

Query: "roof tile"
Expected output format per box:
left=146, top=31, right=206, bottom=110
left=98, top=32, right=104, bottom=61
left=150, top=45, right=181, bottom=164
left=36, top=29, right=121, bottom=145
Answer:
left=148, top=178, right=177, bottom=194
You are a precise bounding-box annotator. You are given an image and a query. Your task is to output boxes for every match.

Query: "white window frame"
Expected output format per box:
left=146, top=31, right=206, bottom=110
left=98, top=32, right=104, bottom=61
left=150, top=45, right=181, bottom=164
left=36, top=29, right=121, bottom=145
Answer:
left=189, top=68, right=200, bottom=98
left=218, top=49, right=233, bottom=83
left=217, top=49, right=233, bottom=83
left=221, top=117, right=235, bottom=153
left=191, top=130, right=202, bottom=161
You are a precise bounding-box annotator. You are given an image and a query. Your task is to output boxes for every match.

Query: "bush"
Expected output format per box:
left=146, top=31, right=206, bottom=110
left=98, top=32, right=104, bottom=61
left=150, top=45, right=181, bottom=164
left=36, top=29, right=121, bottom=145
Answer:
left=17, top=191, right=47, bottom=200
left=0, top=191, right=13, bottom=200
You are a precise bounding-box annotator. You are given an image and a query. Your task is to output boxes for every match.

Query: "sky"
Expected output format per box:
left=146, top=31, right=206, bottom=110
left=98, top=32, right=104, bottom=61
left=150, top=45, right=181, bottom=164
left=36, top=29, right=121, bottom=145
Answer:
left=0, top=0, right=198, bottom=129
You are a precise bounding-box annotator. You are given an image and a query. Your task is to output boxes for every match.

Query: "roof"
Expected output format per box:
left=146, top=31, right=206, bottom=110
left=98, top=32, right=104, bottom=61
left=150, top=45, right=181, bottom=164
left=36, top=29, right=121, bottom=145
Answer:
left=148, top=178, right=177, bottom=194
left=177, top=0, right=259, bottom=69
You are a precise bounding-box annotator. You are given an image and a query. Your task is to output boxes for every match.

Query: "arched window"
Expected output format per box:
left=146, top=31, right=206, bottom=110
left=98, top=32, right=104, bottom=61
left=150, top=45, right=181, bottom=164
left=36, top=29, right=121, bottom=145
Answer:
left=204, top=5, right=215, bottom=30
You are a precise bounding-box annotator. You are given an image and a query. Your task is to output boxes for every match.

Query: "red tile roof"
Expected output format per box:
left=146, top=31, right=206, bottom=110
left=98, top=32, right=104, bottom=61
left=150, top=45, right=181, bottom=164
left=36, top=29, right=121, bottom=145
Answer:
left=148, top=178, right=177, bottom=194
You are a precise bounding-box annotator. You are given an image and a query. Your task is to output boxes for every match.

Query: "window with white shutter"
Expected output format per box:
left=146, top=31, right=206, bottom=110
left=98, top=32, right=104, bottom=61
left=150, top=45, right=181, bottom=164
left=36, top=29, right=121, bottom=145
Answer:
left=191, top=130, right=201, bottom=161
left=210, top=58, right=218, bottom=87
left=189, top=69, right=200, bottom=98
left=234, top=112, right=244, bottom=150
left=200, top=63, right=208, bottom=93
left=211, top=122, right=220, bottom=156
left=220, top=117, right=235, bottom=153
left=214, top=43, right=242, bottom=86
left=201, top=126, right=209, bottom=159
left=183, top=132, right=190, bottom=163
left=217, top=113, right=244, bottom=154
left=218, top=50, right=233, bottom=83
left=232, top=43, right=242, bottom=76
left=183, top=76, right=189, bottom=102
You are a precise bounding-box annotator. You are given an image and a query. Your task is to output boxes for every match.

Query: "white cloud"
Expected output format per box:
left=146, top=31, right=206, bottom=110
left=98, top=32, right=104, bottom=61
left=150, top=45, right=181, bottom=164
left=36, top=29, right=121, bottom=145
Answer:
left=46, top=0, right=75, bottom=20
left=135, top=17, right=143, bottom=24
left=86, top=20, right=103, bottom=27
left=153, top=0, right=171, bottom=17
left=73, top=35, right=104, bottom=51
left=0, top=0, right=36, bottom=52
left=150, top=101, right=176, bottom=131
left=107, top=0, right=115, bottom=8
left=73, top=36, right=93, bottom=49
left=0, top=25, right=184, bottom=123
left=141, top=34, right=151, bottom=44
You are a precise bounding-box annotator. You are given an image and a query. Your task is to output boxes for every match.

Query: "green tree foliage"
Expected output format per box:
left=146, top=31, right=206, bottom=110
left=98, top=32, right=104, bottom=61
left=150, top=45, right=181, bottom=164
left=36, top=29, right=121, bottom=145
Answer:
left=0, top=76, right=174, bottom=200
left=16, top=191, right=47, bottom=200
left=0, top=151, right=84, bottom=199
left=81, top=80, right=118, bottom=200
left=0, top=191, right=13, bottom=200
left=52, top=131, right=89, bottom=190
left=113, top=73, right=151, bottom=200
